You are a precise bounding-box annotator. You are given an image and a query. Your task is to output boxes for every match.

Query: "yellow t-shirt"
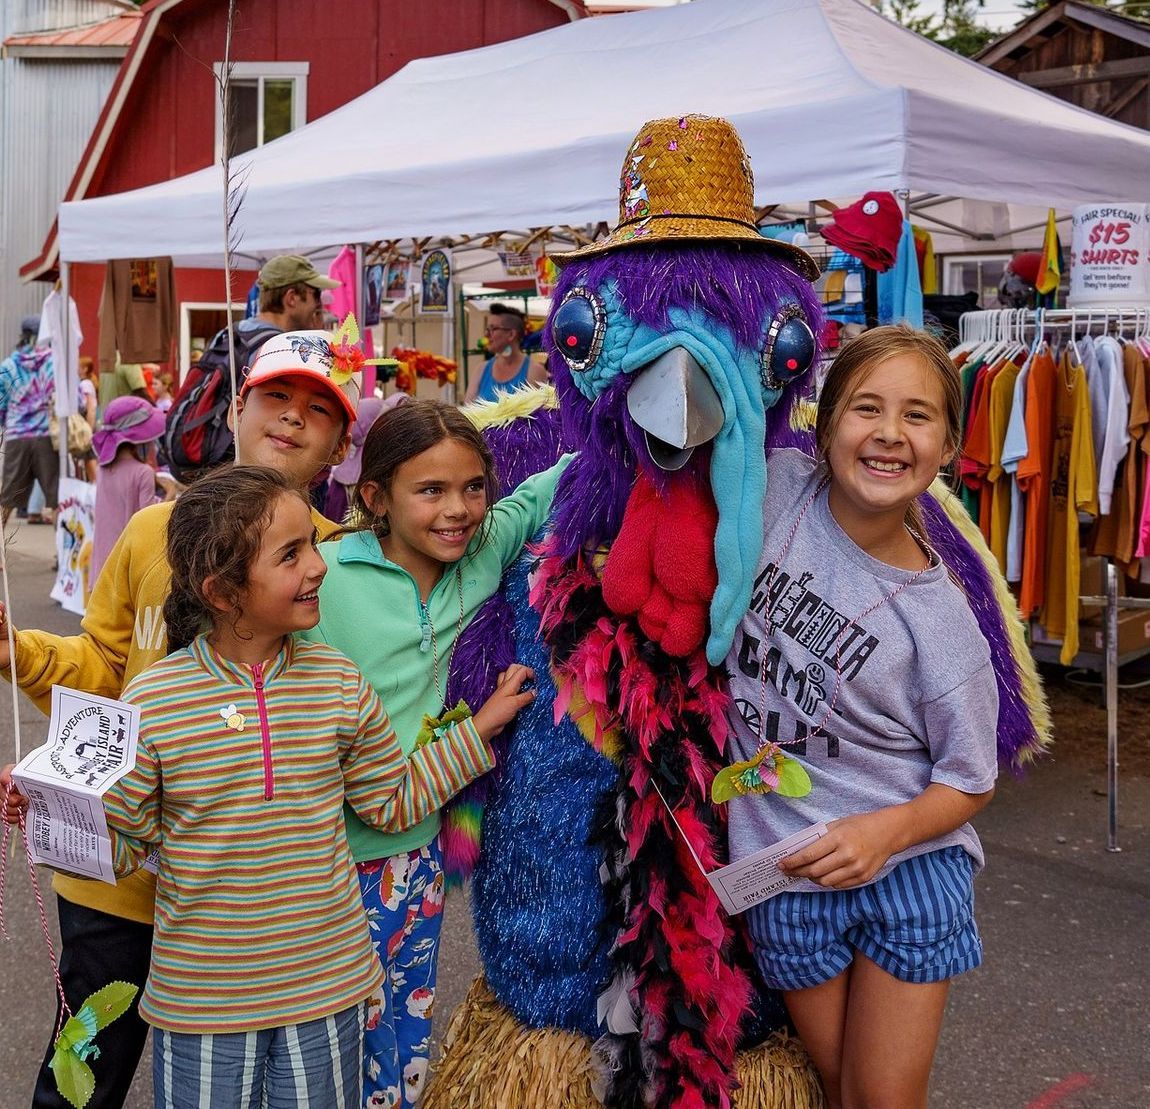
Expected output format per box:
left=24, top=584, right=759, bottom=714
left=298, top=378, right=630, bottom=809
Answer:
left=986, top=360, right=1021, bottom=573
left=1040, top=354, right=1098, bottom=665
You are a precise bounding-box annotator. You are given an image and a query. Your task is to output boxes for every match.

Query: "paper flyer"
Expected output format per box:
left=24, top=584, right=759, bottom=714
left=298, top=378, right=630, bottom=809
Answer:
left=11, top=686, right=142, bottom=884
left=654, top=781, right=826, bottom=914
left=704, top=823, right=828, bottom=914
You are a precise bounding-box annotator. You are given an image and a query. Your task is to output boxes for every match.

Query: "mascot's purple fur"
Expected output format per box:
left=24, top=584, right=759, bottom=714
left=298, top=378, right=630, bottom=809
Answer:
left=424, top=115, right=1049, bottom=1109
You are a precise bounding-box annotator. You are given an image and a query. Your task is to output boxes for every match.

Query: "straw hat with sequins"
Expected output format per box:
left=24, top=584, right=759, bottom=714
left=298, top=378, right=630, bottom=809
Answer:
left=552, top=114, right=818, bottom=281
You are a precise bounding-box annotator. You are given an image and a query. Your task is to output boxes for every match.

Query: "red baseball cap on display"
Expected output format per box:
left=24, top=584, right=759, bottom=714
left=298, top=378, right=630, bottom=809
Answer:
left=822, top=191, right=903, bottom=272
left=242, top=330, right=360, bottom=423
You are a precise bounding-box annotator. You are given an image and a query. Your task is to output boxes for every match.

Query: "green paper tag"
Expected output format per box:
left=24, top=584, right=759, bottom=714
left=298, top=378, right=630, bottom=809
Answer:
left=50, top=981, right=139, bottom=1108
left=775, top=757, right=813, bottom=798
left=413, top=700, right=473, bottom=750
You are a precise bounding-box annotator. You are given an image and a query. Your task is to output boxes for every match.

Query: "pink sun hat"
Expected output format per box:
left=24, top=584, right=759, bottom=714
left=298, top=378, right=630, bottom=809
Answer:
left=92, top=395, right=167, bottom=466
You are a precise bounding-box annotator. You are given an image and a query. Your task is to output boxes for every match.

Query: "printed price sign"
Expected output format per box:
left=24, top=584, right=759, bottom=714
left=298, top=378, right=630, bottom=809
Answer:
left=1068, top=204, right=1150, bottom=307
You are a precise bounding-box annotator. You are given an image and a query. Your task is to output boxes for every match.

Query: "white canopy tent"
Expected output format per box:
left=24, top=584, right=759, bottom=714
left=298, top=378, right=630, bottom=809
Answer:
left=57, top=0, right=1150, bottom=267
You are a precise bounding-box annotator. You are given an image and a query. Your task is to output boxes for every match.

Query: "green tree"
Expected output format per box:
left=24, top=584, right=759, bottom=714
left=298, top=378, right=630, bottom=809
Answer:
left=879, top=0, right=998, bottom=58
left=1019, top=0, right=1149, bottom=14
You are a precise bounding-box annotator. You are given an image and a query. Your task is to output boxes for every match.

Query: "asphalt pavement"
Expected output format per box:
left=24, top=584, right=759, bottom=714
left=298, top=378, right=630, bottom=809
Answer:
left=0, top=520, right=1146, bottom=1108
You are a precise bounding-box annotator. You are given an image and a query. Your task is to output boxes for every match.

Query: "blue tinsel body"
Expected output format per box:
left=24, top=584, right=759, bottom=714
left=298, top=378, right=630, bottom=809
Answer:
left=471, top=553, right=617, bottom=1035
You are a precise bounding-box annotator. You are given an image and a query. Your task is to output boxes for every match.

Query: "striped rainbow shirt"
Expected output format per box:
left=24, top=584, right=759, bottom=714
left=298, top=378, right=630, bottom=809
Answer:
left=103, top=634, right=493, bottom=1033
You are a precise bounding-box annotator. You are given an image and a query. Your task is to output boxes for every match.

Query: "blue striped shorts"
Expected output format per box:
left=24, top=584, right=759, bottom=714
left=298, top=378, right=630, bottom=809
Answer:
left=747, top=846, right=982, bottom=990
left=153, top=1003, right=365, bottom=1109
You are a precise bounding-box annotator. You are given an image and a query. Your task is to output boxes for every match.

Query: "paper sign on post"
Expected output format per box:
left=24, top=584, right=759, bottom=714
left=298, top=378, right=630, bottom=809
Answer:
left=654, top=781, right=826, bottom=914
left=11, top=686, right=141, bottom=885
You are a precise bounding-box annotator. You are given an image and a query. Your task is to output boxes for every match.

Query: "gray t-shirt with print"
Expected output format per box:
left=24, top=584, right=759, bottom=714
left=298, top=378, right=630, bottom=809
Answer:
left=725, top=449, right=999, bottom=894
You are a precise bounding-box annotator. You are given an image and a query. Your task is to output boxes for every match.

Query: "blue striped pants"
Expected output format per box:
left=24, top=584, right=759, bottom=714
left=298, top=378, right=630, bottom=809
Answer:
left=153, top=1004, right=365, bottom=1109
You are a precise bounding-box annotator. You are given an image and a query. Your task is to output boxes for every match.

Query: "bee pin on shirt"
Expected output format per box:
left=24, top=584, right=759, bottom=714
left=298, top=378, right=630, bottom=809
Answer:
left=220, top=703, right=246, bottom=732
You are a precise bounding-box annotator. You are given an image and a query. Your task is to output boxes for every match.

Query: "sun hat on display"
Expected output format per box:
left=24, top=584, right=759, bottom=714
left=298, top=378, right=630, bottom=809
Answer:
left=242, top=330, right=361, bottom=423
left=93, top=395, right=167, bottom=466
left=551, top=114, right=818, bottom=280
left=821, top=191, right=903, bottom=272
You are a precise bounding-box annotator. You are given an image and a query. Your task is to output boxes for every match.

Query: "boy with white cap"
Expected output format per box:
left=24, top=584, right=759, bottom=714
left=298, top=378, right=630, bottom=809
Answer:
left=1, top=327, right=358, bottom=1108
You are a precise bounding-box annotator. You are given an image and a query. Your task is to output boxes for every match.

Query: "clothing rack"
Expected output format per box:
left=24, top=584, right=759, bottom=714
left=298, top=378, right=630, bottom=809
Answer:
left=959, top=305, right=1150, bottom=851
left=959, top=306, right=1150, bottom=347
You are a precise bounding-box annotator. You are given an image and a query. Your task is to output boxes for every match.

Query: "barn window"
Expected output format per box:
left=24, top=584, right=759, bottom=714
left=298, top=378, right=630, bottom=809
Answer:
left=213, top=62, right=309, bottom=159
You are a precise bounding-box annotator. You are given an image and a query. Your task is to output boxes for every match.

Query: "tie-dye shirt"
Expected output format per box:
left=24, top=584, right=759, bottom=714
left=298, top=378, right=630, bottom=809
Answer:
left=0, top=345, right=54, bottom=439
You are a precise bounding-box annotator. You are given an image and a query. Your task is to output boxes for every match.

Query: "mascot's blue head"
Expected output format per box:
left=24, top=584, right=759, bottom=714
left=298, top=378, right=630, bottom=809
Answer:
left=543, top=114, right=824, bottom=665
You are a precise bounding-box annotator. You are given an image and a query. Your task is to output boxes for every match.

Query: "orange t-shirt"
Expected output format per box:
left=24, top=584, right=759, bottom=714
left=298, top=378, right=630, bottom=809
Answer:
left=1040, top=353, right=1098, bottom=664
left=1017, top=350, right=1058, bottom=618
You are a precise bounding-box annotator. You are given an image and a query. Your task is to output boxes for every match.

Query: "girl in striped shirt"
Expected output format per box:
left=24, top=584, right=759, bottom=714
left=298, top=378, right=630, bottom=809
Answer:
left=90, top=464, right=534, bottom=1109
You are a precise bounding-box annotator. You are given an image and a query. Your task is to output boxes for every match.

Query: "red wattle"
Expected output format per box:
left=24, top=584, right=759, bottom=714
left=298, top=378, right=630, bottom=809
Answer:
left=601, top=470, right=718, bottom=657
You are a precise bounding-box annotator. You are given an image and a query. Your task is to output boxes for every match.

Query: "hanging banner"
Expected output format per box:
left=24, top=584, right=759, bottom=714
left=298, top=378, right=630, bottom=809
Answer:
left=364, top=264, right=384, bottom=326
left=51, top=477, right=96, bottom=616
left=420, top=249, right=452, bottom=315
left=385, top=259, right=413, bottom=301
left=535, top=254, right=559, bottom=298
left=1068, top=203, right=1150, bottom=307
left=498, top=244, right=536, bottom=279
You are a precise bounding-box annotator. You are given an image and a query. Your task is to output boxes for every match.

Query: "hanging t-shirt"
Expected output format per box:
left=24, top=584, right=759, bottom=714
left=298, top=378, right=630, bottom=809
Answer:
left=986, top=360, right=1021, bottom=572
left=327, top=246, right=377, bottom=394
left=1001, top=353, right=1033, bottom=583
left=1091, top=344, right=1148, bottom=573
left=1092, top=336, right=1130, bottom=516
left=1040, top=353, right=1097, bottom=665
left=38, top=290, right=83, bottom=420
left=96, top=258, right=175, bottom=366
left=1118, top=346, right=1150, bottom=570
left=960, top=361, right=999, bottom=530
left=1077, top=338, right=1105, bottom=474
left=1017, top=349, right=1059, bottom=618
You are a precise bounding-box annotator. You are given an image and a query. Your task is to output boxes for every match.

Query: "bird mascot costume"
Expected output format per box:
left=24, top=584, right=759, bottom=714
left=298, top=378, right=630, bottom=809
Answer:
left=425, top=115, right=1049, bottom=1109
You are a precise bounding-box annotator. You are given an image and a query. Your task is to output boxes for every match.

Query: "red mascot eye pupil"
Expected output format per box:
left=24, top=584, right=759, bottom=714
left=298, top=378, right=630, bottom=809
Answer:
left=566, top=335, right=578, bottom=347
left=786, top=358, right=798, bottom=370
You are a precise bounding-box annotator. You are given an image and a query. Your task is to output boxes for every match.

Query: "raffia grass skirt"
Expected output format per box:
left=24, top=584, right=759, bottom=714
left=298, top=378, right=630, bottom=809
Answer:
left=424, top=976, right=825, bottom=1109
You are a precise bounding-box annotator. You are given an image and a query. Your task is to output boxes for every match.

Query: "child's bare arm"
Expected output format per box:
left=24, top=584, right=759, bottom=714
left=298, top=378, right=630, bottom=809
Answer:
left=778, top=782, right=995, bottom=890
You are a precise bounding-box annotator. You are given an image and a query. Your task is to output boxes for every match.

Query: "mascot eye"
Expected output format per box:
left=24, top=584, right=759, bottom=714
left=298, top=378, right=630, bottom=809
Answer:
left=551, top=289, right=606, bottom=372
left=761, top=308, right=815, bottom=391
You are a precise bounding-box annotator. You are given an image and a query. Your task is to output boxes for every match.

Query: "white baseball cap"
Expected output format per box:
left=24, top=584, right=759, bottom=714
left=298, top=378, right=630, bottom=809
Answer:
left=242, top=330, right=360, bottom=423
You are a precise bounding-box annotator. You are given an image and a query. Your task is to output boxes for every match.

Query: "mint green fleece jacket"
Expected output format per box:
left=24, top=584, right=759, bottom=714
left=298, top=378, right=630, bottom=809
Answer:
left=301, top=455, right=572, bottom=861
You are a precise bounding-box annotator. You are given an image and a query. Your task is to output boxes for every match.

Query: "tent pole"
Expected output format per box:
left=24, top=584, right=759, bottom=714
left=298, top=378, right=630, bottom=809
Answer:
left=58, top=261, right=72, bottom=481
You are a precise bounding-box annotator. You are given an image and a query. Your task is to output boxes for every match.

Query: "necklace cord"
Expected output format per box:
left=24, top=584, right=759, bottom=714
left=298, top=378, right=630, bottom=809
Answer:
left=429, top=566, right=465, bottom=711
left=1, top=780, right=71, bottom=1036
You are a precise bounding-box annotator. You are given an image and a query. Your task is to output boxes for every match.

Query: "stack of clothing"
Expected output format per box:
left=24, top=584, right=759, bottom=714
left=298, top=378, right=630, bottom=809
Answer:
left=821, top=191, right=903, bottom=272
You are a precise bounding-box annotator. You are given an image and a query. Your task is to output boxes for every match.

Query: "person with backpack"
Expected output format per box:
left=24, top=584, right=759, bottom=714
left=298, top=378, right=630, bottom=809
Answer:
left=0, top=317, right=60, bottom=527
left=162, top=254, right=338, bottom=485
left=0, top=326, right=355, bottom=1108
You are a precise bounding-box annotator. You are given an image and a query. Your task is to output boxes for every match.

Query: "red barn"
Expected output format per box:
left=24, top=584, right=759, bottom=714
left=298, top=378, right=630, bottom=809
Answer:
left=21, top=0, right=586, bottom=369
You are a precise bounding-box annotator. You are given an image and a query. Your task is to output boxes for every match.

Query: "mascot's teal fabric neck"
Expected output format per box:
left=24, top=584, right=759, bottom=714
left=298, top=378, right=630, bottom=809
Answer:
left=615, top=306, right=783, bottom=665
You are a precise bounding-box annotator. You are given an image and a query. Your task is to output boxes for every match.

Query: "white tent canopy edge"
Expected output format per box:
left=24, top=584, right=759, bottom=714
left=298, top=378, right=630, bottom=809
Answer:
left=56, top=0, right=1150, bottom=268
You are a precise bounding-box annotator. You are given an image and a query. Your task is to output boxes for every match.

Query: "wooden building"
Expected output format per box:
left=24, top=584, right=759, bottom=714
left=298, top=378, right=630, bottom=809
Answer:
left=20, top=0, right=586, bottom=367
left=977, top=1, right=1150, bottom=132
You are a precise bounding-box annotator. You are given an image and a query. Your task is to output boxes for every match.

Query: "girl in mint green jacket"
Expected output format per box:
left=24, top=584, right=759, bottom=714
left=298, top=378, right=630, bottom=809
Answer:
left=301, top=399, right=570, bottom=1108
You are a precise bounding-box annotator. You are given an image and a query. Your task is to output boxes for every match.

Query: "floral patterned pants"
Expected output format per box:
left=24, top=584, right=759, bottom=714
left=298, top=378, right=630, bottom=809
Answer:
left=357, top=837, right=446, bottom=1109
